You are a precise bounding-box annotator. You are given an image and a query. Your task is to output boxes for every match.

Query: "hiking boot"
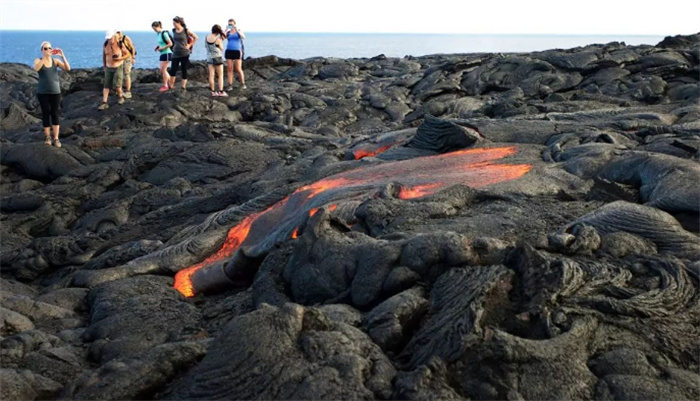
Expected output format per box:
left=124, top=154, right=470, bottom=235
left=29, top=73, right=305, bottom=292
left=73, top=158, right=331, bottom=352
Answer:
left=159, top=85, right=169, bottom=92
left=118, top=97, right=125, bottom=105
left=123, top=91, right=132, bottom=99
left=98, top=102, right=109, bottom=111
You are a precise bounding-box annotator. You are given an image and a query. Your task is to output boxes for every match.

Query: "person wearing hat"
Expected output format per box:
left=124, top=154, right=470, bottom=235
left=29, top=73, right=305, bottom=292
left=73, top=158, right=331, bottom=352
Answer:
left=115, top=30, right=137, bottom=99
left=99, top=29, right=129, bottom=110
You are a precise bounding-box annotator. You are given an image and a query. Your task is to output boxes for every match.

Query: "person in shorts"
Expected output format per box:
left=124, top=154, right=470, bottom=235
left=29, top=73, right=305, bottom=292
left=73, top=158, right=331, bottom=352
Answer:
left=115, top=30, right=136, bottom=98
left=152, top=21, right=173, bottom=92
left=224, top=18, right=246, bottom=90
left=205, top=25, right=227, bottom=96
left=99, top=29, right=129, bottom=110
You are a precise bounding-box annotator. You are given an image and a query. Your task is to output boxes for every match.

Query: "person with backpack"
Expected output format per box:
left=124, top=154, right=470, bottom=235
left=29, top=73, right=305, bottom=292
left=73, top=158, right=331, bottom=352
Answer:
left=152, top=21, right=173, bottom=92
left=115, top=30, right=136, bottom=99
left=205, top=25, right=228, bottom=97
left=169, top=16, right=198, bottom=91
left=224, top=18, right=246, bottom=91
left=99, top=29, right=130, bottom=110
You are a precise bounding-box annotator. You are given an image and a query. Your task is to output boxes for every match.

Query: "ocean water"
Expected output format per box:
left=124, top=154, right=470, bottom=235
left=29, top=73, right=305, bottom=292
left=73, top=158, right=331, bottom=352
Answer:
left=0, top=30, right=665, bottom=69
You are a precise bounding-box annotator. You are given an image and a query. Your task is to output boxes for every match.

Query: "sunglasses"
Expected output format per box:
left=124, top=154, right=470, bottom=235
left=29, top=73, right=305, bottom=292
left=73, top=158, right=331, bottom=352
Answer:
left=43, top=47, right=52, bottom=50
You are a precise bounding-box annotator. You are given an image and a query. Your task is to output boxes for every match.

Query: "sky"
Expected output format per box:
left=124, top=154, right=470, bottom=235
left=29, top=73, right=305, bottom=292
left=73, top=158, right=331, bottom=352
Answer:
left=0, top=0, right=698, bottom=35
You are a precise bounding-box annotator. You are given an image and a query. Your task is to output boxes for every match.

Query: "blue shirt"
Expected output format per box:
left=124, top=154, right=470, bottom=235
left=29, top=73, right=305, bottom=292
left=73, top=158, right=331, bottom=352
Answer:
left=226, top=32, right=242, bottom=51
left=157, top=30, right=173, bottom=55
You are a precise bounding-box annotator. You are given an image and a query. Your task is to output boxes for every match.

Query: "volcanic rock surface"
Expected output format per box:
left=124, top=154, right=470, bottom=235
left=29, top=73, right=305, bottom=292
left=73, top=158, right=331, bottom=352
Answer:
left=1, top=34, right=699, bottom=400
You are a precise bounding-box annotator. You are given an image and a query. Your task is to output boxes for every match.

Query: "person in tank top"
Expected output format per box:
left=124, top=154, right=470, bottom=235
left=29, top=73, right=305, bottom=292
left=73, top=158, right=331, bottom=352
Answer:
left=224, top=18, right=246, bottom=91
left=33, top=41, right=70, bottom=147
left=169, top=16, right=198, bottom=91
left=205, top=25, right=227, bottom=96
left=152, top=21, right=174, bottom=92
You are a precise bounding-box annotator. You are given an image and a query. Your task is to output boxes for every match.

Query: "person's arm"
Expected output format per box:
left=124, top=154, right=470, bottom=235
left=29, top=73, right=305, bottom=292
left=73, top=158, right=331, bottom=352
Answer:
left=188, top=31, right=198, bottom=49
left=103, top=47, right=107, bottom=69
left=33, top=58, right=43, bottom=72
left=54, top=49, right=70, bottom=71
left=237, top=29, right=245, bottom=40
left=216, top=36, right=223, bottom=50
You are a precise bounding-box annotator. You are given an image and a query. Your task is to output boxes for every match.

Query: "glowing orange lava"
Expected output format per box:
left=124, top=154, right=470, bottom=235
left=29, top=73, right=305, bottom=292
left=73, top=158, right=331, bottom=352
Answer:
left=353, top=144, right=393, bottom=160
left=173, top=146, right=532, bottom=297
left=398, top=183, right=443, bottom=199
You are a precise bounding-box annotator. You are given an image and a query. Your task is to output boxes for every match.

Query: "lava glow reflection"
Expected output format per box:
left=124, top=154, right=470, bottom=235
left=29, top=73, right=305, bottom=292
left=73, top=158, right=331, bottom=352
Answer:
left=173, top=146, right=532, bottom=297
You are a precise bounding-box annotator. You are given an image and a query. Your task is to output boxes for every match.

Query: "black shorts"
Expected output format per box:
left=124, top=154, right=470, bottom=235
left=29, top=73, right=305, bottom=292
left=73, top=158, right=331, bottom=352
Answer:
left=159, top=53, right=173, bottom=62
left=225, top=50, right=242, bottom=60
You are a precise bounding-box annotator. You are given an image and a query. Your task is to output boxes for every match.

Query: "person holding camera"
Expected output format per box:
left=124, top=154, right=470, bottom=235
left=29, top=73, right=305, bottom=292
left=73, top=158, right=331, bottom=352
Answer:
left=33, top=41, right=70, bottom=147
left=99, top=29, right=129, bottom=110
left=205, top=25, right=228, bottom=96
left=224, top=18, right=246, bottom=91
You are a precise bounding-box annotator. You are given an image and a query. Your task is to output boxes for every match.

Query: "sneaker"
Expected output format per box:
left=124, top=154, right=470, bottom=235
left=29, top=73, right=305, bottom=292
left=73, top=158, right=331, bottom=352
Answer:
left=53, top=138, right=62, bottom=148
left=226, top=86, right=233, bottom=91
left=118, top=97, right=125, bottom=105
left=123, top=91, right=132, bottom=99
left=159, top=85, right=169, bottom=92
left=242, top=85, right=247, bottom=89
left=218, top=91, right=228, bottom=97
left=44, top=136, right=52, bottom=146
left=211, top=91, right=219, bottom=97
left=98, top=102, right=109, bottom=111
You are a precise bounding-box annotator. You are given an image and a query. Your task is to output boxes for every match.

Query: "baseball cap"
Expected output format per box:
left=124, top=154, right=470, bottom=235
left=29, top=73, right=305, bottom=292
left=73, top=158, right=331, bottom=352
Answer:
left=105, top=29, right=116, bottom=39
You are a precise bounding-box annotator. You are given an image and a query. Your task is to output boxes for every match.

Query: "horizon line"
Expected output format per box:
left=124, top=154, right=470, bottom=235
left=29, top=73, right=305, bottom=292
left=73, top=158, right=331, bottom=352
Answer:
left=0, top=29, right=674, bottom=37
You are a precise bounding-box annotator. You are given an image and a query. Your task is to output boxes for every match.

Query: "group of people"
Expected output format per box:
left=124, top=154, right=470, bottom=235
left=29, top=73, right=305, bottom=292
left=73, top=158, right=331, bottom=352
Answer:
left=34, top=16, right=248, bottom=146
left=150, top=17, right=247, bottom=97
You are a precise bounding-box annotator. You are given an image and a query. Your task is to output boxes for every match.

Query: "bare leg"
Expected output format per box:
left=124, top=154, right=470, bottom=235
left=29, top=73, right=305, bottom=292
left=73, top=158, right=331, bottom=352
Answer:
left=102, top=88, right=110, bottom=103
left=51, top=124, right=60, bottom=141
left=227, top=59, right=234, bottom=88
left=208, top=65, right=215, bottom=91
left=182, top=79, right=188, bottom=90
left=217, top=65, right=224, bottom=91
left=43, top=126, right=51, bottom=144
left=234, top=59, right=245, bottom=86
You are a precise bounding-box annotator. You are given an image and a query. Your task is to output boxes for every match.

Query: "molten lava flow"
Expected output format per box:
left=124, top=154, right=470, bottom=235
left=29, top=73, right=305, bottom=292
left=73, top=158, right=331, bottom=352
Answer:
left=173, top=212, right=258, bottom=297
left=353, top=144, right=393, bottom=160
left=173, top=146, right=532, bottom=297
left=399, top=183, right=442, bottom=199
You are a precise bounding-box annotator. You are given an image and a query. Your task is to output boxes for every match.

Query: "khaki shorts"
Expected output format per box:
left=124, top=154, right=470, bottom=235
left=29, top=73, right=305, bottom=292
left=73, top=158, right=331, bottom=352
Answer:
left=104, top=67, right=123, bottom=89
left=123, top=58, right=133, bottom=77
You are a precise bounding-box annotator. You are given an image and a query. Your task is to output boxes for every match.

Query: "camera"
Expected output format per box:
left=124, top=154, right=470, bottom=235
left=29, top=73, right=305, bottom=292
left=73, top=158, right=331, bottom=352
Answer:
left=112, top=55, right=119, bottom=59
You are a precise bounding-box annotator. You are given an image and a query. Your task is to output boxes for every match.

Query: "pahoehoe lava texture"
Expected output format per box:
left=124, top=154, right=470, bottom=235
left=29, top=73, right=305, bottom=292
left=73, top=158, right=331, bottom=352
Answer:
left=1, top=33, right=699, bottom=400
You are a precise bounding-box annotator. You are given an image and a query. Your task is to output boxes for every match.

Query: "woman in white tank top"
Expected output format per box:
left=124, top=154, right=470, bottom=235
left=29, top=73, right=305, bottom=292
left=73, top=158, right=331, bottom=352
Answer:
left=205, top=25, right=227, bottom=96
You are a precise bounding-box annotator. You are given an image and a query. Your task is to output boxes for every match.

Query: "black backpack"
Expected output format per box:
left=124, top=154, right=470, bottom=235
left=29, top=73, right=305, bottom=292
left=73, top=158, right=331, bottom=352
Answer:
left=160, top=30, right=170, bottom=45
